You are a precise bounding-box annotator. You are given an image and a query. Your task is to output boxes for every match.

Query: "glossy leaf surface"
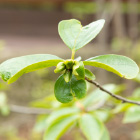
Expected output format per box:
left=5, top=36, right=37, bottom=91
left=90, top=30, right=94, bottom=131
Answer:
left=58, top=19, right=105, bottom=51
left=84, top=54, right=139, bottom=79
left=54, top=75, right=73, bottom=103
left=0, top=54, right=63, bottom=84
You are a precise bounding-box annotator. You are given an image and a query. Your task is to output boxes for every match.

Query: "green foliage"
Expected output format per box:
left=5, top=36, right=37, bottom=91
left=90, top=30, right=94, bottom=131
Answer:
left=32, top=83, right=124, bottom=140
left=85, top=68, right=96, bottom=80
left=0, top=18, right=139, bottom=140
left=44, top=114, right=79, bottom=140
left=84, top=54, right=139, bottom=79
left=0, top=54, right=63, bottom=84
left=79, top=114, right=109, bottom=140
left=58, top=19, right=105, bottom=51
left=123, top=105, right=140, bottom=123
left=0, top=92, right=9, bottom=116
left=54, top=75, right=73, bottom=103
left=0, top=19, right=138, bottom=104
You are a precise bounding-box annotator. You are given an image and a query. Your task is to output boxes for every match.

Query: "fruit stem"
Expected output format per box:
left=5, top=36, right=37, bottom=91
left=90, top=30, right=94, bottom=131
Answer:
left=71, top=49, right=75, bottom=60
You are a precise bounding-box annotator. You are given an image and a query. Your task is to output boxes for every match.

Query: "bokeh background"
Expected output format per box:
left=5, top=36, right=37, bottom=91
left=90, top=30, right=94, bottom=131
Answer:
left=0, top=0, right=139, bottom=140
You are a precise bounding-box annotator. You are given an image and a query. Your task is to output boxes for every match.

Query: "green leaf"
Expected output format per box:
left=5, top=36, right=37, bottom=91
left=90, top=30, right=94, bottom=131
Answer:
left=85, top=68, right=96, bottom=80
left=33, top=115, right=48, bottom=133
left=113, top=103, right=133, bottom=114
left=79, top=113, right=104, bottom=140
left=73, top=61, right=85, bottom=79
left=83, top=84, right=117, bottom=107
left=123, top=106, right=140, bottom=123
left=84, top=54, right=139, bottom=79
left=58, top=19, right=105, bottom=51
left=0, top=54, right=63, bottom=84
left=100, top=126, right=110, bottom=140
left=133, top=87, right=140, bottom=98
left=44, top=115, right=79, bottom=140
left=93, top=110, right=111, bottom=122
left=54, top=75, right=73, bottom=103
left=45, top=107, right=80, bottom=129
left=71, top=75, right=87, bottom=99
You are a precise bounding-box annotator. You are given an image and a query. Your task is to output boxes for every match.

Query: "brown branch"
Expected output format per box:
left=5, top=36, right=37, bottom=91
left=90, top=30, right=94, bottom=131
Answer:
left=85, top=78, right=140, bottom=106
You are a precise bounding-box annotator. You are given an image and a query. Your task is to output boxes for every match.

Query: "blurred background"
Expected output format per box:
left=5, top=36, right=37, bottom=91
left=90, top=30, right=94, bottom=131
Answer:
left=0, top=0, right=139, bottom=140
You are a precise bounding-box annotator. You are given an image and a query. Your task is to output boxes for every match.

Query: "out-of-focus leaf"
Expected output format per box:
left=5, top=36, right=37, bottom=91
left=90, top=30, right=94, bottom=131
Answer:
left=133, top=73, right=140, bottom=83
left=44, top=114, right=79, bottom=140
left=113, top=103, right=133, bottom=114
left=1, top=105, right=10, bottom=116
left=79, top=113, right=106, bottom=140
left=45, top=107, right=79, bottom=129
left=33, top=115, right=48, bottom=133
left=0, top=92, right=9, bottom=116
left=58, top=19, right=105, bottom=51
left=92, top=110, right=112, bottom=122
left=82, top=84, right=117, bottom=107
left=100, top=126, right=110, bottom=140
left=123, top=106, right=140, bottom=123
left=0, top=54, right=63, bottom=84
left=133, top=87, right=140, bottom=98
left=0, top=92, right=7, bottom=107
left=84, top=54, right=139, bottom=79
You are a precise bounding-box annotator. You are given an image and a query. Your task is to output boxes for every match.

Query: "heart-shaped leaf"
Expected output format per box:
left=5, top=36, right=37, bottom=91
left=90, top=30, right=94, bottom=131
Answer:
left=84, top=54, right=139, bottom=79
left=71, top=75, right=87, bottom=99
left=0, top=54, right=63, bottom=84
left=58, top=19, right=105, bottom=51
left=54, top=75, right=73, bottom=103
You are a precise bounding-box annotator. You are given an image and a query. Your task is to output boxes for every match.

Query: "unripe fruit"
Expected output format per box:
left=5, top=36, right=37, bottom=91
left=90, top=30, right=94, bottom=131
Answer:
left=54, top=62, right=66, bottom=73
left=64, top=59, right=74, bottom=69
left=73, top=61, right=80, bottom=75
left=64, top=70, right=72, bottom=82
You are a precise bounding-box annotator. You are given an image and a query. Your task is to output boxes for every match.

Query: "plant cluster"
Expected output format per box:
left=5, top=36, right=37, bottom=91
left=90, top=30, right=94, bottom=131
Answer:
left=0, top=19, right=139, bottom=140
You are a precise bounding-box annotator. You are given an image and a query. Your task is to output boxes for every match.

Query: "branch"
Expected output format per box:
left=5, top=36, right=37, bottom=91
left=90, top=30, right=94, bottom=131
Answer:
left=9, top=104, right=52, bottom=115
left=85, top=78, right=140, bottom=106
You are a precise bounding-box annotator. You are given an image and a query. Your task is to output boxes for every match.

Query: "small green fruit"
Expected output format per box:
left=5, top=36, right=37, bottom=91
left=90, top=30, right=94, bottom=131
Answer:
left=54, top=62, right=66, bottom=73
left=64, top=70, right=72, bottom=82
left=64, top=59, right=74, bottom=69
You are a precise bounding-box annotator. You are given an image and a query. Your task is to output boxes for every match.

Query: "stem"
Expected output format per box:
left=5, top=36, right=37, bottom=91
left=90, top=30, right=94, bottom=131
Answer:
left=85, top=77, right=140, bottom=106
left=71, top=50, right=75, bottom=60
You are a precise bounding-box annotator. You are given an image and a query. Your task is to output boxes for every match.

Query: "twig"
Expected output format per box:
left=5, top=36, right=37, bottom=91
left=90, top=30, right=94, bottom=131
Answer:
left=85, top=77, right=140, bottom=106
left=9, top=104, right=52, bottom=115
